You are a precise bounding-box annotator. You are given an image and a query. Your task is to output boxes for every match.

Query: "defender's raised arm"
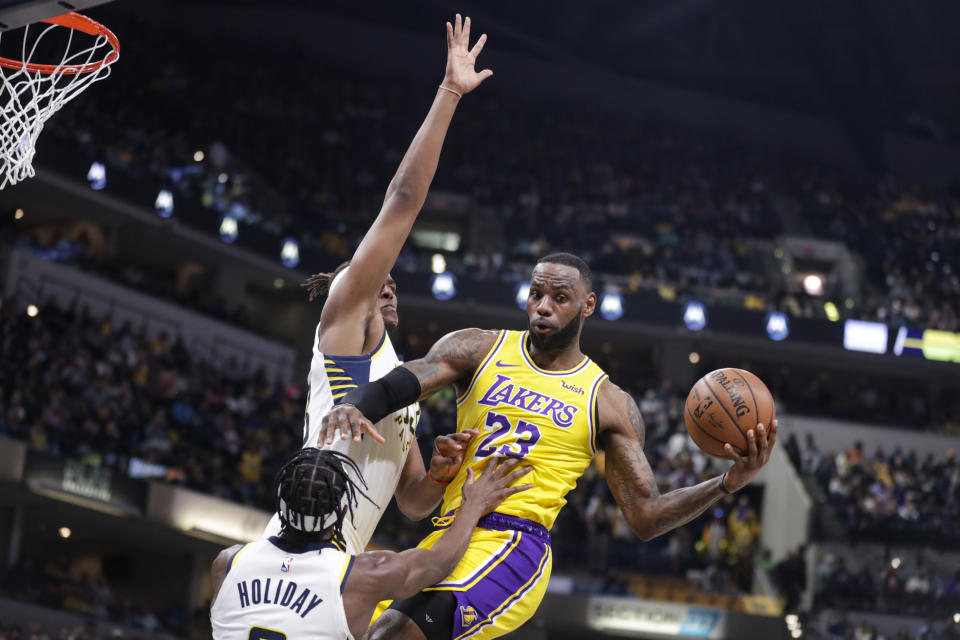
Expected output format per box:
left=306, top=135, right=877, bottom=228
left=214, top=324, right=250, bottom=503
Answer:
left=316, top=15, right=493, bottom=352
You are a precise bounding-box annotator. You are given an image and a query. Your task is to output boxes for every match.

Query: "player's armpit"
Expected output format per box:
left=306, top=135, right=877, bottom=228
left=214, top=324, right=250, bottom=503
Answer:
left=598, top=382, right=725, bottom=541
left=403, top=328, right=498, bottom=397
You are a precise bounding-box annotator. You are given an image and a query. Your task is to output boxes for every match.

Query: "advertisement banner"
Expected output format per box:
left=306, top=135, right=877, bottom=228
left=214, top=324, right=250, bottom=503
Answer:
left=586, top=596, right=726, bottom=639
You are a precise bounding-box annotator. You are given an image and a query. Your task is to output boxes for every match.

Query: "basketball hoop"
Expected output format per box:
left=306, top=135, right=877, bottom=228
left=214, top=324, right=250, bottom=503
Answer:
left=0, top=12, right=119, bottom=189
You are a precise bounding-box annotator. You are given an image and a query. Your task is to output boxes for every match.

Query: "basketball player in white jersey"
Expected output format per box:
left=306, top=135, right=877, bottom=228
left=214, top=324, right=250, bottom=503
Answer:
left=213, top=448, right=532, bottom=639
left=262, top=14, right=494, bottom=553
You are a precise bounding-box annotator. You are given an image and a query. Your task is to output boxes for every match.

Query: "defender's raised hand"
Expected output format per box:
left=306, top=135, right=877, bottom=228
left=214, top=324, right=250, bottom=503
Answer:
left=443, top=14, right=493, bottom=95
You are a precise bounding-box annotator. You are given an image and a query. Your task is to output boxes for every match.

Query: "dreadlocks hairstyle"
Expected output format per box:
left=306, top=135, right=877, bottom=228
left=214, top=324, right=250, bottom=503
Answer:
left=274, top=448, right=376, bottom=550
left=301, top=260, right=351, bottom=303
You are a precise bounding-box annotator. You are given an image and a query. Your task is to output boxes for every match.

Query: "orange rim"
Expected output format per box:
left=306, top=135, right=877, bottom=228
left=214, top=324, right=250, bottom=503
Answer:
left=0, top=12, right=119, bottom=75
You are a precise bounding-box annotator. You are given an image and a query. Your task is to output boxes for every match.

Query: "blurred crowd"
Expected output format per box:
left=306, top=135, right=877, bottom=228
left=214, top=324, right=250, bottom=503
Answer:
left=815, top=552, right=960, bottom=619
left=0, top=557, right=181, bottom=635
left=38, top=7, right=959, bottom=332
left=0, top=297, right=302, bottom=508
left=815, top=612, right=960, bottom=640
left=784, top=433, right=960, bottom=546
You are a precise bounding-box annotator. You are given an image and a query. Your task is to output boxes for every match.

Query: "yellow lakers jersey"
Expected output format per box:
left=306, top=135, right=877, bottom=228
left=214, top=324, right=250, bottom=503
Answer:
left=441, top=330, right=608, bottom=530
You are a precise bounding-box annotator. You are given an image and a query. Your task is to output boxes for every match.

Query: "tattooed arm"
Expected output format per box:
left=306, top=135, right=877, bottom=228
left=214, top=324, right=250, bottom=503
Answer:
left=318, top=328, right=498, bottom=445
left=596, top=380, right=776, bottom=541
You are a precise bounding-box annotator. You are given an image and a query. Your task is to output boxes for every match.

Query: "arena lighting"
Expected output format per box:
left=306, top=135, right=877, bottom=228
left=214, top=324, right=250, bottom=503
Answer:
left=58, top=527, right=71, bottom=539
left=802, top=274, right=824, bottom=296
left=514, top=282, right=530, bottom=310
left=280, top=237, right=300, bottom=268
left=86, top=161, right=106, bottom=190
left=14, top=207, right=23, bottom=219
left=823, top=301, right=840, bottom=322
left=193, top=150, right=204, bottom=162
left=791, top=630, right=802, bottom=638
left=218, top=172, right=228, bottom=183
left=785, top=615, right=799, bottom=626
left=273, top=278, right=284, bottom=289
left=765, top=311, right=790, bottom=341
left=218, top=215, right=239, bottom=243
left=431, top=253, right=446, bottom=274
left=891, top=557, right=902, bottom=569
left=431, top=272, right=456, bottom=301
left=688, top=352, right=700, bottom=364
left=843, top=319, right=889, bottom=355
left=682, top=300, right=707, bottom=331
left=26, top=304, right=38, bottom=317
left=154, top=189, right=174, bottom=218
left=953, top=613, right=959, bottom=624
left=598, top=292, right=624, bottom=321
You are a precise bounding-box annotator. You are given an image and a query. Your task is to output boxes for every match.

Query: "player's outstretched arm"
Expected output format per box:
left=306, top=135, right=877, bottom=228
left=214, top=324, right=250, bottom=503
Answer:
left=597, top=381, right=777, bottom=541
left=318, top=15, right=493, bottom=347
left=341, top=458, right=532, bottom=638
left=318, top=328, right=498, bottom=445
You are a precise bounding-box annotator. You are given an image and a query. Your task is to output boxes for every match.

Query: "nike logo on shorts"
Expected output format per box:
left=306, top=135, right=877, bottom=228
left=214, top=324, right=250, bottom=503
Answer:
left=495, top=360, right=519, bottom=367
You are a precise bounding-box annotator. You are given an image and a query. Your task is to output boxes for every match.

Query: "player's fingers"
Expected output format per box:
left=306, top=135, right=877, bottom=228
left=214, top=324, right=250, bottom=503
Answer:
left=470, top=33, right=486, bottom=58
left=465, top=467, right=475, bottom=485
left=462, top=16, right=471, bottom=46
left=724, top=443, right=747, bottom=466
left=505, top=466, right=534, bottom=484
left=364, top=420, right=386, bottom=445
left=477, top=69, right=494, bottom=82
left=746, top=429, right=759, bottom=461
left=503, top=484, right=533, bottom=497
left=341, top=411, right=358, bottom=441
left=495, top=457, right=522, bottom=478
left=446, top=21, right=453, bottom=48
left=454, top=14, right=462, bottom=42
left=769, top=419, right=779, bottom=446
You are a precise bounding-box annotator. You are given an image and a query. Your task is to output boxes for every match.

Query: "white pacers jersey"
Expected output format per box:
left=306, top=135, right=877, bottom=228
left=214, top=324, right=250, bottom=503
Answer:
left=264, top=328, right=420, bottom=553
left=211, top=536, right=355, bottom=640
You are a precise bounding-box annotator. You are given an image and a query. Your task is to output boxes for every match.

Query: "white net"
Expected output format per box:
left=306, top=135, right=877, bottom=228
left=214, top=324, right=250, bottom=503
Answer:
left=0, top=13, right=118, bottom=189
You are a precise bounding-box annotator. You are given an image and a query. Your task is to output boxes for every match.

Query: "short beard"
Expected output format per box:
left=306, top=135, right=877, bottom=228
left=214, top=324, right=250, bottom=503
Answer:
left=529, top=309, right=582, bottom=352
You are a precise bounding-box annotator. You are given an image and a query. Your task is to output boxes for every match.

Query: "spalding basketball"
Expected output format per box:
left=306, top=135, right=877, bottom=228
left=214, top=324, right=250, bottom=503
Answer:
left=684, top=368, right=775, bottom=458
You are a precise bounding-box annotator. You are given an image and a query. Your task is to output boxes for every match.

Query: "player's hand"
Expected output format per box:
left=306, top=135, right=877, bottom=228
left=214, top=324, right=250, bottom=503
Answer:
left=460, top=457, right=533, bottom=517
left=442, top=14, right=493, bottom=95
left=429, top=429, right=479, bottom=483
left=722, top=419, right=778, bottom=492
left=320, top=405, right=386, bottom=446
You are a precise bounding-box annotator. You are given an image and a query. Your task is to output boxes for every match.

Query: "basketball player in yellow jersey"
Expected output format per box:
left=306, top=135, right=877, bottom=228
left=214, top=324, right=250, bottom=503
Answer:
left=320, top=252, right=778, bottom=640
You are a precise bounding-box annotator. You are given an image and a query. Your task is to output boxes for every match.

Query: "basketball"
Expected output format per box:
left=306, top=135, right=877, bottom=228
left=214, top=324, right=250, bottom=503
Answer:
left=684, top=368, right=775, bottom=458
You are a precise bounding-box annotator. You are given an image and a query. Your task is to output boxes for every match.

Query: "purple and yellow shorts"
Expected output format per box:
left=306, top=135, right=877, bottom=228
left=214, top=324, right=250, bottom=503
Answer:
left=374, top=512, right=552, bottom=640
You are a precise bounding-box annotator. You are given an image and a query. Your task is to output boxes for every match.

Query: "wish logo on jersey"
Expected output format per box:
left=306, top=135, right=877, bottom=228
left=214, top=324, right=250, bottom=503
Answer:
left=477, top=373, right=579, bottom=428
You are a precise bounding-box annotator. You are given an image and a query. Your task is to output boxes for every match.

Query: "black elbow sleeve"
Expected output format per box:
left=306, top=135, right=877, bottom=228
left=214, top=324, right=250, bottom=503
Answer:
left=340, top=366, right=421, bottom=423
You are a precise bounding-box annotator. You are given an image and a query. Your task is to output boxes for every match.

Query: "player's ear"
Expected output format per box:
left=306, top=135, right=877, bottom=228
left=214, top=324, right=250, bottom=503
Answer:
left=582, top=291, right=597, bottom=318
